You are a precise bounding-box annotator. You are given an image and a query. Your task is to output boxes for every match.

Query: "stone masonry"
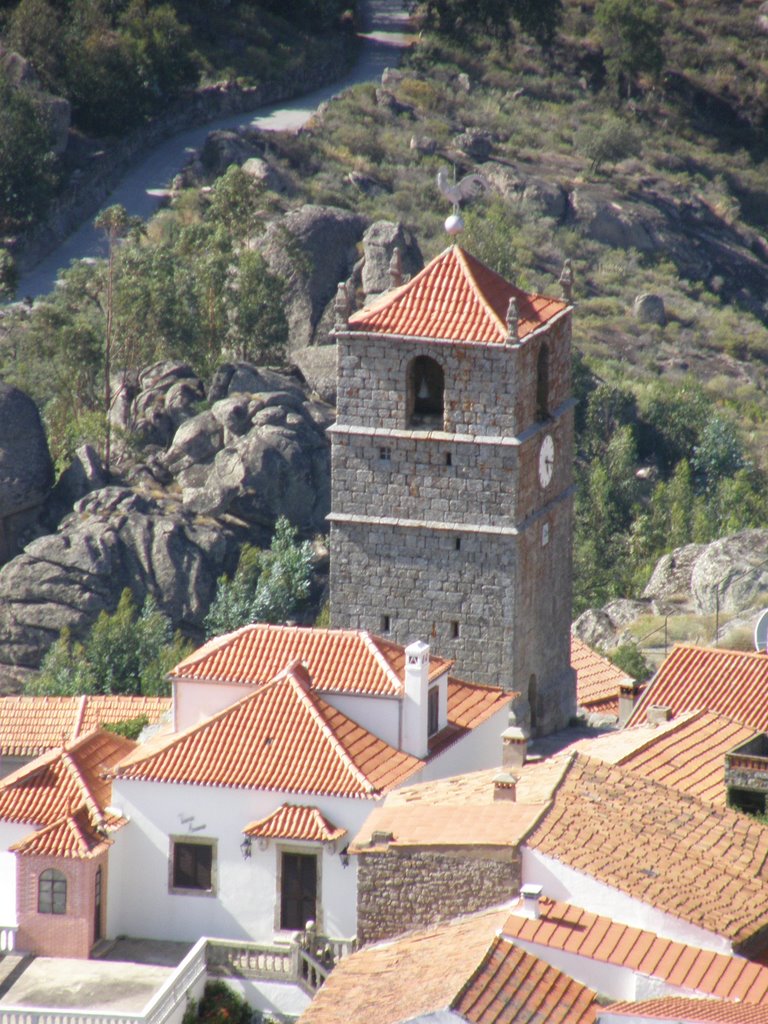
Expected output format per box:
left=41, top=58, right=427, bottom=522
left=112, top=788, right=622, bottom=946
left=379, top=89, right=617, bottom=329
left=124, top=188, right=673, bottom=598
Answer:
left=356, top=847, right=521, bottom=945
left=329, top=265, right=576, bottom=735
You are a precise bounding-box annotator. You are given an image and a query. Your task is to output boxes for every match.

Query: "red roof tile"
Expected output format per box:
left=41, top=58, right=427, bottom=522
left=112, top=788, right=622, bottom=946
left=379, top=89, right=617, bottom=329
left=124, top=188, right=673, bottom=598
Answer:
left=171, top=624, right=451, bottom=696
left=525, top=754, right=768, bottom=951
left=628, top=645, right=768, bottom=730
left=0, top=695, right=170, bottom=757
left=605, top=997, right=768, bottom=1023
left=617, top=710, right=756, bottom=806
left=571, top=637, right=632, bottom=710
left=455, top=937, right=599, bottom=1024
left=503, top=898, right=768, bottom=1003
left=0, top=730, right=136, bottom=828
left=10, top=806, right=112, bottom=860
left=299, top=908, right=598, bottom=1024
left=115, top=663, right=424, bottom=798
left=346, top=245, right=568, bottom=344
left=244, top=804, right=346, bottom=843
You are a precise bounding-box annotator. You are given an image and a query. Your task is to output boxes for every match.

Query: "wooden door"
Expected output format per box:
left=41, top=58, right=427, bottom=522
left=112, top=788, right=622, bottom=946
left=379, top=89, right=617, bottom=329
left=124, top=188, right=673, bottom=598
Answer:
left=280, top=852, right=317, bottom=931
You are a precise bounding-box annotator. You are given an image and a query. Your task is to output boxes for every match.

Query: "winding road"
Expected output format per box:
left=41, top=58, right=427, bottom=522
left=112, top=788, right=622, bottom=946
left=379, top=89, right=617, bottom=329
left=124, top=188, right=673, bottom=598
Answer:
left=17, top=0, right=413, bottom=299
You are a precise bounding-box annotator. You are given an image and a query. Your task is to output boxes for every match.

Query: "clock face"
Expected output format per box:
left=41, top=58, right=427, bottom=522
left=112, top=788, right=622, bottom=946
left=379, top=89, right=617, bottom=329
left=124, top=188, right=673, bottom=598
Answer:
left=539, top=434, right=555, bottom=488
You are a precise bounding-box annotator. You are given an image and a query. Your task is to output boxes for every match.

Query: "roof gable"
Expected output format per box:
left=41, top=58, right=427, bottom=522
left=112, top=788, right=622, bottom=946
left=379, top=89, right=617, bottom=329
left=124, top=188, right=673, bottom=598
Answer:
left=10, top=806, right=112, bottom=860
left=526, top=753, right=768, bottom=951
left=0, top=729, right=135, bottom=828
left=171, top=623, right=451, bottom=696
left=115, top=663, right=423, bottom=798
left=346, top=245, right=568, bottom=344
left=628, top=644, right=768, bottom=730
left=244, top=804, right=346, bottom=844
left=571, top=636, right=632, bottom=710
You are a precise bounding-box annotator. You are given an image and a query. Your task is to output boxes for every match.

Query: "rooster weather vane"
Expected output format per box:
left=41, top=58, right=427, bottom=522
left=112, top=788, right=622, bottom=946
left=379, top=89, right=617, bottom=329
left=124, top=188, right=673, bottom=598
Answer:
left=436, top=167, right=489, bottom=237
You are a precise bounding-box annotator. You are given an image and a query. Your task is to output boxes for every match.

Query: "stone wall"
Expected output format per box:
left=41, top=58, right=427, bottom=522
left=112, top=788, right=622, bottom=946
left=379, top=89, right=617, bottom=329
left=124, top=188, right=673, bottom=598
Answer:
left=13, top=34, right=355, bottom=274
left=356, top=847, right=521, bottom=945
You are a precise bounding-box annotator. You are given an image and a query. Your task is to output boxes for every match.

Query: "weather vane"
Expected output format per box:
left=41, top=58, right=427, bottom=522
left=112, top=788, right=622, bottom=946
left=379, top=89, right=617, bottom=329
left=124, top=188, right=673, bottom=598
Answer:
left=436, top=167, right=489, bottom=237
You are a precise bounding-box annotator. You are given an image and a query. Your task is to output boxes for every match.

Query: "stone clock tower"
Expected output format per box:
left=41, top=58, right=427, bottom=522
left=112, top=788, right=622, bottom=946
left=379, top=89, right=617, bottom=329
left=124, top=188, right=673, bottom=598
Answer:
left=328, top=244, right=575, bottom=735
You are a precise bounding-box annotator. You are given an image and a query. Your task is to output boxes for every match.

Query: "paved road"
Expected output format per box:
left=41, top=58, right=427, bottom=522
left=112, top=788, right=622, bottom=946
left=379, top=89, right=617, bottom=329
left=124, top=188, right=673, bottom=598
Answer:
left=17, top=0, right=413, bottom=299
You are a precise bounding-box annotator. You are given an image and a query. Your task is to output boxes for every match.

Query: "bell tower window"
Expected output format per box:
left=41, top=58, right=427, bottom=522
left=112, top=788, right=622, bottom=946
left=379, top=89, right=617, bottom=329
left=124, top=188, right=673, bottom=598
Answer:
left=408, top=356, right=444, bottom=429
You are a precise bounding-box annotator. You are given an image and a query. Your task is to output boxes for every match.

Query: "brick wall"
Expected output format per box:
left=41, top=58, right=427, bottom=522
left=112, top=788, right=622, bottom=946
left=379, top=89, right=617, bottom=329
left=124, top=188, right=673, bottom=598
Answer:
left=356, top=847, right=521, bottom=945
left=16, top=852, right=107, bottom=958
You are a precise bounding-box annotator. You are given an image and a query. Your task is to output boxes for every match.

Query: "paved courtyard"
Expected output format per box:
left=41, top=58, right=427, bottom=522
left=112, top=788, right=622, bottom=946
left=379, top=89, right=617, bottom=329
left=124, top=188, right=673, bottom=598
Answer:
left=0, top=940, right=192, bottom=1012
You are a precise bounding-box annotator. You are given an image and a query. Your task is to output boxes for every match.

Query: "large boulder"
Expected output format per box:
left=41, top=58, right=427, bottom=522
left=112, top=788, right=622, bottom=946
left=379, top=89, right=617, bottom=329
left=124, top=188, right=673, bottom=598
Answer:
left=111, top=361, right=205, bottom=452
left=154, top=365, right=332, bottom=534
left=0, top=487, right=236, bottom=690
left=643, top=543, right=707, bottom=606
left=256, top=205, right=368, bottom=351
left=360, top=221, right=423, bottom=298
left=0, top=383, right=54, bottom=565
left=691, top=530, right=768, bottom=614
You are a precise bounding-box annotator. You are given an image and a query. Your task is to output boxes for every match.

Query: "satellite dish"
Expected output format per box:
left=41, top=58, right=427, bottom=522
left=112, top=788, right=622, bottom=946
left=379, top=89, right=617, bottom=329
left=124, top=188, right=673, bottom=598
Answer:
left=754, top=609, right=768, bottom=652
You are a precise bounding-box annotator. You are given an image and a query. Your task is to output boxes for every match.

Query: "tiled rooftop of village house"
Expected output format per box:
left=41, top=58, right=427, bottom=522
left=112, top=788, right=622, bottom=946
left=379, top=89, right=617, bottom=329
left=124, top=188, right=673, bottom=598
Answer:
left=628, top=644, right=768, bottom=730
left=571, top=636, right=632, bottom=713
left=171, top=623, right=452, bottom=696
left=244, top=804, right=346, bottom=843
left=0, top=730, right=135, bottom=827
left=10, top=805, right=113, bottom=859
left=604, top=997, right=768, bottom=1023
left=503, top=896, right=768, bottom=1004
left=615, top=709, right=756, bottom=807
left=298, top=906, right=599, bottom=1024
left=346, top=245, right=568, bottom=344
left=350, top=759, right=568, bottom=851
left=115, top=663, right=422, bottom=797
left=526, top=754, right=768, bottom=952
left=0, top=694, right=170, bottom=758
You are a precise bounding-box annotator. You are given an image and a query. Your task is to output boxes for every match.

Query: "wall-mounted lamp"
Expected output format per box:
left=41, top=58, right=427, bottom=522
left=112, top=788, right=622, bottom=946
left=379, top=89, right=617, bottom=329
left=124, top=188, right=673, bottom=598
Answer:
left=339, top=845, right=350, bottom=868
left=240, top=835, right=252, bottom=860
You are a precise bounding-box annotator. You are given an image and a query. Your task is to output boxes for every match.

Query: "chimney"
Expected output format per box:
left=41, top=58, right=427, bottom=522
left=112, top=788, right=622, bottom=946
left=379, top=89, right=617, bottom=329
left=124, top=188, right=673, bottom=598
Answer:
left=618, top=678, right=641, bottom=726
left=402, top=640, right=430, bottom=758
left=520, top=883, right=543, bottom=920
left=493, top=771, right=517, bottom=802
left=502, top=725, right=529, bottom=769
left=647, top=705, right=672, bottom=725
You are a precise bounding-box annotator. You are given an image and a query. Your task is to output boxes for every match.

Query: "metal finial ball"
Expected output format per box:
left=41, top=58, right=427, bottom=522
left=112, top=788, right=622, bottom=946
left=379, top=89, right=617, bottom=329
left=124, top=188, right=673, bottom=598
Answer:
left=445, top=213, right=465, bottom=236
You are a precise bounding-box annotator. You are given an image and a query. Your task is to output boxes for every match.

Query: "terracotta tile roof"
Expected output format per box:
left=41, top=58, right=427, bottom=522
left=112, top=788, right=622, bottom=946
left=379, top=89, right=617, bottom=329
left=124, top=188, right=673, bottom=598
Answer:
left=616, top=710, right=757, bottom=807
left=0, top=730, right=136, bottom=828
left=628, top=645, right=768, bottom=730
left=346, top=245, right=568, bottom=344
left=525, top=754, right=768, bottom=952
left=455, top=936, right=599, bottom=1024
left=10, top=806, right=112, bottom=860
left=115, top=663, right=424, bottom=798
left=0, top=695, right=170, bottom=757
left=571, top=637, right=632, bottom=711
left=244, top=804, right=346, bottom=843
left=351, top=761, right=568, bottom=852
left=604, top=998, right=768, bottom=1023
left=300, top=907, right=597, bottom=1024
left=503, top=897, right=768, bottom=1004
left=171, top=624, right=452, bottom=696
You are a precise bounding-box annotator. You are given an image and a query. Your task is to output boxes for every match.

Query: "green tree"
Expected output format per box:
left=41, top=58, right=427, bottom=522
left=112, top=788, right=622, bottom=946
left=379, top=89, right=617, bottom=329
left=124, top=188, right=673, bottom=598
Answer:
left=607, top=641, right=652, bottom=683
left=225, top=250, right=288, bottom=364
left=423, top=0, right=562, bottom=44
left=576, top=117, right=642, bottom=174
left=691, top=415, right=746, bottom=495
left=205, top=518, right=313, bottom=637
left=6, top=0, right=63, bottom=93
left=595, top=0, right=665, bottom=98
left=29, top=590, right=191, bottom=696
left=0, top=249, right=17, bottom=302
left=0, top=71, right=56, bottom=230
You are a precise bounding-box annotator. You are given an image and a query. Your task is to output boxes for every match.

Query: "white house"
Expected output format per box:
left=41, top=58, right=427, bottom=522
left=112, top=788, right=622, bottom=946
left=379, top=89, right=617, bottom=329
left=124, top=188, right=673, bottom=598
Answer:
left=104, top=625, right=512, bottom=948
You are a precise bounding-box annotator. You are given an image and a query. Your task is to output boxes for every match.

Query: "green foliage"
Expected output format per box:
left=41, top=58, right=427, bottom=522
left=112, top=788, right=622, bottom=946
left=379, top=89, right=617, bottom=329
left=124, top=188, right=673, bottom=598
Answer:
left=595, top=0, right=665, bottom=97
left=576, top=117, right=642, bottom=174
left=29, top=589, right=192, bottom=696
left=0, top=71, right=56, bottom=230
left=606, top=641, right=652, bottom=683
left=422, top=0, right=562, bottom=44
left=225, top=250, right=288, bottom=364
left=205, top=518, right=313, bottom=637
left=0, top=248, right=18, bottom=301
left=185, top=982, right=253, bottom=1024
left=102, top=715, right=150, bottom=740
